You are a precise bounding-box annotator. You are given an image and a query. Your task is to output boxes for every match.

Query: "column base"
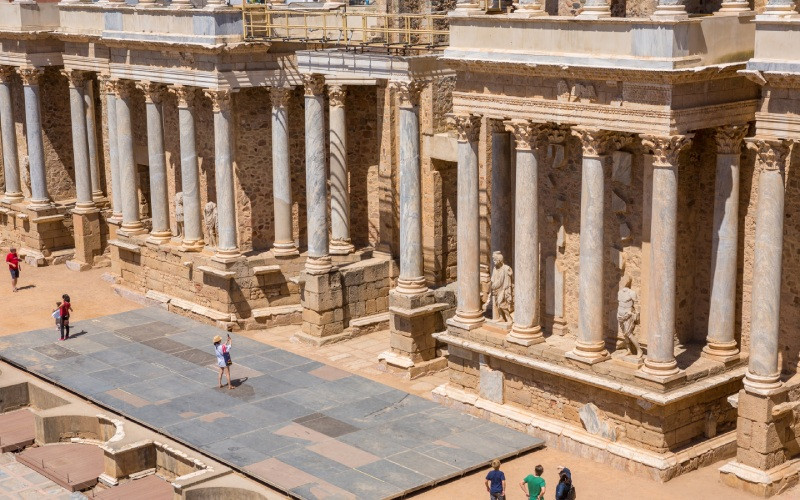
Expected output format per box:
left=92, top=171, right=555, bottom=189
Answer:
left=212, top=247, right=243, bottom=263
left=636, top=359, right=686, bottom=386
left=395, top=276, right=427, bottom=296
left=701, top=341, right=741, bottom=366
left=91, top=190, right=104, bottom=202
left=566, top=340, right=610, bottom=364
left=118, top=221, right=147, bottom=236
left=576, top=6, right=611, bottom=18
left=147, top=231, right=173, bottom=245
left=180, top=239, right=205, bottom=252
left=651, top=5, right=689, bottom=19
left=329, top=239, right=354, bottom=255
left=743, top=370, right=783, bottom=396
left=72, top=204, right=98, bottom=216
left=305, top=256, right=333, bottom=275
left=27, top=199, right=53, bottom=210
left=2, top=193, right=23, bottom=204
left=272, top=241, right=300, bottom=257
left=447, top=311, right=485, bottom=331
left=507, top=324, right=544, bottom=346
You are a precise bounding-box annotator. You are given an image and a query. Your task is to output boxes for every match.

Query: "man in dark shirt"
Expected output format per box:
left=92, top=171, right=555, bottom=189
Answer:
left=6, top=248, right=19, bottom=292
left=485, top=459, right=506, bottom=500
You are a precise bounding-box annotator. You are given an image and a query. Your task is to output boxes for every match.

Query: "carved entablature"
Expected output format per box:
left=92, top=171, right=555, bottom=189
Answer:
left=622, top=82, right=672, bottom=106
left=572, top=127, right=633, bottom=157
left=715, top=125, right=749, bottom=155
left=641, top=134, right=693, bottom=167
left=556, top=79, right=597, bottom=103
left=746, top=138, right=794, bottom=172
left=449, top=113, right=481, bottom=143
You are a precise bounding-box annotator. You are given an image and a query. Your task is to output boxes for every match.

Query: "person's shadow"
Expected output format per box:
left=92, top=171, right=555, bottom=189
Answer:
left=68, top=330, right=88, bottom=339
left=16, top=285, right=35, bottom=290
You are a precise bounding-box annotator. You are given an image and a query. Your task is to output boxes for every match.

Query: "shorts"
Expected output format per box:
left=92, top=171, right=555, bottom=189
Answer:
left=9, top=268, right=18, bottom=279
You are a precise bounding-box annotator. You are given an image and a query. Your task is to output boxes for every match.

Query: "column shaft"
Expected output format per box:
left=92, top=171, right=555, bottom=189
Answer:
left=85, top=79, right=102, bottom=200
left=143, top=86, right=171, bottom=243
left=328, top=85, right=353, bottom=255
left=66, top=72, right=93, bottom=211
left=0, top=68, right=21, bottom=203
left=745, top=139, right=792, bottom=392
left=303, top=76, right=331, bottom=274
left=116, top=81, right=143, bottom=234
left=20, top=69, right=49, bottom=207
left=396, top=83, right=425, bottom=294
left=453, top=115, right=483, bottom=324
left=208, top=90, right=239, bottom=257
left=176, top=87, right=203, bottom=249
left=102, top=78, right=122, bottom=219
left=270, top=88, right=297, bottom=256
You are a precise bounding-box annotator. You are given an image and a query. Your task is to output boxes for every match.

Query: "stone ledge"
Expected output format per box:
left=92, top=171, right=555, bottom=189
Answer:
left=252, top=265, right=282, bottom=275
left=433, top=383, right=737, bottom=481
left=434, top=332, right=746, bottom=406
left=389, top=303, right=448, bottom=318
left=350, top=312, right=389, bottom=330
left=196, top=266, right=236, bottom=279
left=108, top=239, right=141, bottom=254
left=169, top=297, right=234, bottom=323
left=720, top=458, right=800, bottom=497
left=31, top=214, right=65, bottom=224
left=251, top=304, right=303, bottom=319
left=378, top=351, right=448, bottom=380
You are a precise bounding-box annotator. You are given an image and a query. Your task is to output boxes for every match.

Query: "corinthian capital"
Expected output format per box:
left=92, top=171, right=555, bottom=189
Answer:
left=327, top=85, right=346, bottom=108
left=715, top=125, right=748, bottom=155
left=18, top=67, right=43, bottom=86
left=449, top=114, right=481, bottom=143
left=303, top=74, right=325, bottom=97
left=97, top=74, right=117, bottom=95
left=270, top=87, right=291, bottom=108
left=392, top=80, right=425, bottom=108
left=61, top=69, right=89, bottom=88
left=204, top=89, right=233, bottom=113
left=137, top=81, right=167, bottom=104
left=0, top=66, right=15, bottom=84
left=504, top=119, right=546, bottom=150
left=573, top=127, right=633, bottom=157
left=114, top=79, right=135, bottom=99
left=640, top=134, right=693, bottom=167
left=746, top=138, right=794, bottom=172
left=171, top=85, right=197, bottom=108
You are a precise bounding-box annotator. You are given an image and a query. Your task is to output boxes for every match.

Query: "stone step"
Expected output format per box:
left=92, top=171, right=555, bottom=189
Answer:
left=251, top=304, right=303, bottom=327
left=350, top=312, right=390, bottom=335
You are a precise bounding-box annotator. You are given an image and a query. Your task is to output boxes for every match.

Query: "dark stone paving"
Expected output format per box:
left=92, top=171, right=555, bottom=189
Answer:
left=0, top=307, right=543, bottom=499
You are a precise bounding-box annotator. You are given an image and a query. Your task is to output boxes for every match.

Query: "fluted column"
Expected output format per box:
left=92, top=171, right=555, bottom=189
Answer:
left=64, top=69, right=94, bottom=213
left=100, top=76, right=122, bottom=219
left=0, top=66, right=21, bottom=203
left=744, top=139, right=793, bottom=393
left=304, top=75, right=331, bottom=274
left=174, top=85, right=204, bottom=250
left=115, top=80, right=144, bottom=235
left=704, top=125, right=748, bottom=363
left=19, top=68, right=49, bottom=208
left=452, top=114, right=483, bottom=326
left=505, top=120, right=544, bottom=345
left=140, top=82, right=171, bottom=244
left=206, top=89, right=240, bottom=259
left=639, top=134, right=693, bottom=380
left=395, top=80, right=426, bottom=296
left=328, top=84, right=353, bottom=255
left=270, top=87, right=297, bottom=256
left=84, top=78, right=102, bottom=201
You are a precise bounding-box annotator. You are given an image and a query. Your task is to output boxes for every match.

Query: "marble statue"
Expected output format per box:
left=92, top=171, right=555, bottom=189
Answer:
left=175, top=192, right=184, bottom=238
left=617, top=275, right=641, bottom=358
left=204, top=201, right=218, bottom=248
left=484, top=251, right=513, bottom=322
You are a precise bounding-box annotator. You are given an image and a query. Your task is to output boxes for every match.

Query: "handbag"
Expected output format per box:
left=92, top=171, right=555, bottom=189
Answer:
left=222, top=345, right=232, bottom=366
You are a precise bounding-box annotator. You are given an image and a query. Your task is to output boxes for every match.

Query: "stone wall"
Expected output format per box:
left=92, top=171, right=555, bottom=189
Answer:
left=345, top=86, right=380, bottom=249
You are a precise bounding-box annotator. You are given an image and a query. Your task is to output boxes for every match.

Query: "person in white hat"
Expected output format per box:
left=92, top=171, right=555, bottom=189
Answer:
left=213, top=334, right=234, bottom=389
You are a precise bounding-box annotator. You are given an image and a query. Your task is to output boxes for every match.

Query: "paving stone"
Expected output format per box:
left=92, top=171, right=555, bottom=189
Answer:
left=385, top=450, right=460, bottom=479
left=90, top=334, right=134, bottom=349
left=357, top=459, right=430, bottom=488
left=292, top=414, right=360, bottom=438
left=32, top=344, right=78, bottom=361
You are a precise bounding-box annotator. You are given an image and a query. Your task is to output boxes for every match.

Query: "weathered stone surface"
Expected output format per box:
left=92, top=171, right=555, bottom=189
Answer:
left=579, top=402, right=617, bottom=442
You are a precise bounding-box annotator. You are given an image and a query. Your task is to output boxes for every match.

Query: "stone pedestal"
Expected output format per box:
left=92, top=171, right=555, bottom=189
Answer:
left=68, top=210, right=101, bottom=271
left=299, top=270, right=344, bottom=342
left=381, top=289, right=448, bottom=377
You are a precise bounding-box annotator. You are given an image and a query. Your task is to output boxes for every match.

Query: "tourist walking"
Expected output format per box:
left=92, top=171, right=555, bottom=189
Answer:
left=213, top=334, right=234, bottom=390
left=52, top=301, right=62, bottom=336
left=59, top=294, right=73, bottom=340
left=520, top=465, right=546, bottom=500
left=555, top=466, right=575, bottom=500
left=485, top=459, right=506, bottom=500
left=6, top=247, right=20, bottom=292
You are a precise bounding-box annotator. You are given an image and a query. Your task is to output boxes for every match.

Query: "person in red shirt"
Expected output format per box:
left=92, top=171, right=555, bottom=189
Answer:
left=59, top=294, right=73, bottom=340
left=6, top=248, right=20, bottom=292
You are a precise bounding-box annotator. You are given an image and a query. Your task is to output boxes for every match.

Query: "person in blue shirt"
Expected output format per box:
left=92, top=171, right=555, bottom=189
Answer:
left=485, top=459, right=506, bottom=500
left=555, top=466, right=575, bottom=500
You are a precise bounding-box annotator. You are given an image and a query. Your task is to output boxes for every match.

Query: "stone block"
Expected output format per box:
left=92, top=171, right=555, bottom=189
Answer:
left=750, top=421, right=785, bottom=454
left=579, top=403, right=617, bottom=442
left=479, top=364, right=504, bottom=404
left=737, top=390, right=777, bottom=422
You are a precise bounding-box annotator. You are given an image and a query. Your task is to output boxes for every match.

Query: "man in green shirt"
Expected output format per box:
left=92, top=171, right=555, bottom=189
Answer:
left=520, top=464, right=546, bottom=500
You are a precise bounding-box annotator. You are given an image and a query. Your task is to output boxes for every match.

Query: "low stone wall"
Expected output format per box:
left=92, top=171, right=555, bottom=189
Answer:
left=340, top=258, right=391, bottom=323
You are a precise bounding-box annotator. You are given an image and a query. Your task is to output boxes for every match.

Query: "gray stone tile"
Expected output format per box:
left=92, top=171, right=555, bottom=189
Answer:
left=32, top=344, right=78, bottom=361
left=89, top=368, right=143, bottom=387
left=140, top=337, right=190, bottom=353
left=59, top=338, right=107, bottom=355
left=292, top=414, right=359, bottom=438
left=356, top=459, right=430, bottom=489
left=171, top=348, right=217, bottom=366
left=231, top=429, right=301, bottom=456
left=234, top=354, right=287, bottom=373
left=269, top=368, right=328, bottom=389
left=117, top=361, right=173, bottom=380
left=262, top=349, right=312, bottom=367
left=87, top=348, right=139, bottom=367
left=337, top=428, right=413, bottom=458
left=164, top=419, right=220, bottom=446
left=385, top=450, right=460, bottom=480
left=324, top=468, right=401, bottom=499
left=274, top=447, right=350, bottom=479
left=418, top=443, right=488, bottom=469
left=204, top=439, right=269, bottom=467
left=250, top=397, right=318, bottom=423
left=90, top=334, right=134, bottom=349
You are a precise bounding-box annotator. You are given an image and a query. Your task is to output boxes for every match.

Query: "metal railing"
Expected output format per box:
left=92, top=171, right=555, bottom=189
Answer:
left=241, top=4, right=450, bottom=51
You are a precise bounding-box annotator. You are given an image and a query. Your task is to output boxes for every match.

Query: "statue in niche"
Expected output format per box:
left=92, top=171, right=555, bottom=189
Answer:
left=617, top=275, right=641, bottom=358
left=484, top=251, right=513, bottom=323
left=175, top=192, right=184, bottom=238
left=204, top=201, right=217, bottom=248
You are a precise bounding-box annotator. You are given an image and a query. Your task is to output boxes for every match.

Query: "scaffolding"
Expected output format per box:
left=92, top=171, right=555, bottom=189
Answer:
left=241, top=4, right=450, bottom=52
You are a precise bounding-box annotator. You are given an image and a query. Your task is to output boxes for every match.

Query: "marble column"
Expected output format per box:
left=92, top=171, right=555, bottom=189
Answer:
left=64, top=69, right=94, bottom=213
left=115, top=80, right=145, bottom=235
left=19, top=68, right=49, bottom=208
left=568, top=128, right=618, bottom=363
left=506, top=120, right=544, bottom=345
left=328, top=84, right=353, bottom=255
left=84, top=78, right=103, bottom=201
left=744, top=139, right=793, bottom=393
left=303, top=75, right=331, bottom=274
left=140, top=82, right=172, bottom=244
left=395, top=81, right=426, bottom=296
left=639, top=134, right=693, bottom=380
left=270, top=87, right=297, bottom=256
left=491, top=121, right=513, bottom=266
left=174, top=85, right=204, bottom=250
left=452, top=114, right=483, bottom=326
left=0, top=66, right=21, bottom=203
left=205, top=89, right=240, bottom=259
left=704, top=125, right=748, bottom=362
left=100, top=76, right=122, bottom=219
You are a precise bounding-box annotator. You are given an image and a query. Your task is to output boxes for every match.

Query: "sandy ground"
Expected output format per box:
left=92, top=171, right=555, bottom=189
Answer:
left=0, top=264, right=796, bottom=499
left=0, top=262, right=141, bottom=336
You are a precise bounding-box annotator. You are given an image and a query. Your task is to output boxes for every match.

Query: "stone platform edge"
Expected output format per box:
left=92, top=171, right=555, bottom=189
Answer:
left=432, top=383, right=737, bottom=483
